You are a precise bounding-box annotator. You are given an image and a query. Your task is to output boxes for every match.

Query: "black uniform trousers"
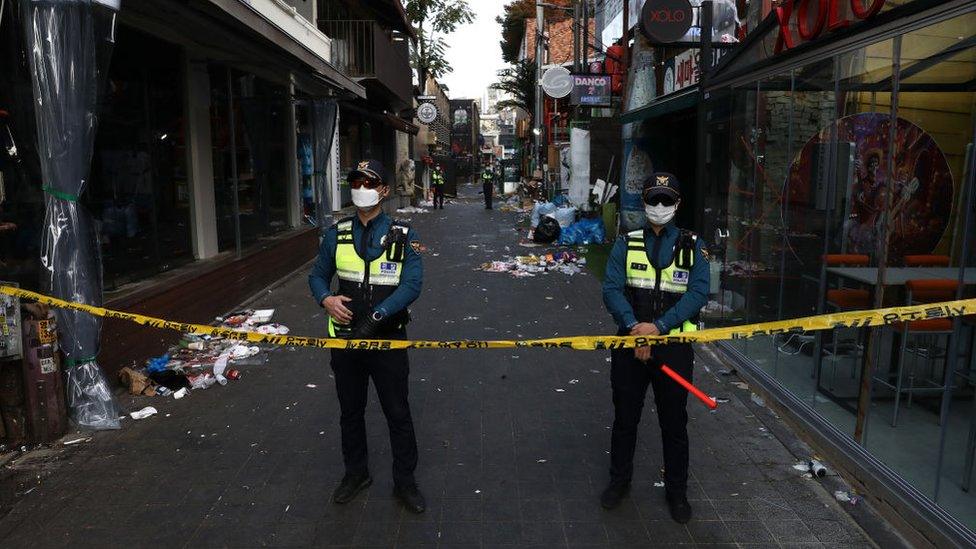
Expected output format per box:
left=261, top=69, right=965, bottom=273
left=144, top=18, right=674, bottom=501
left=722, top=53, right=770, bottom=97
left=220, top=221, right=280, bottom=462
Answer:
left=330, top=333, right=418, bottom=487
left=483, top=180, right=493, bottom=209
left=433, top=185, right=445, bottom=209
left=609, top=341, right=693, bottom=497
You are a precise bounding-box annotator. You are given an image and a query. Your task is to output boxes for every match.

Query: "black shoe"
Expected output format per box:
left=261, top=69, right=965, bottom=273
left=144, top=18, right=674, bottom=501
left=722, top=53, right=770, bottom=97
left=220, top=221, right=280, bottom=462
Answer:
left=332, top=473, right=371, bottom=504
left=667, top=493, right=692, bottom=524
left=394, top=483, right=426, bottom=514
left=600, top=481, right=630, bottom=510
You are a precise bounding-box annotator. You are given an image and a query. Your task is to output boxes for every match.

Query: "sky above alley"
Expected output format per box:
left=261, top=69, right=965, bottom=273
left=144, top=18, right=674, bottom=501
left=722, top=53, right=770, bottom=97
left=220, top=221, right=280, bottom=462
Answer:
left=441, top=0, right=508, bottom=100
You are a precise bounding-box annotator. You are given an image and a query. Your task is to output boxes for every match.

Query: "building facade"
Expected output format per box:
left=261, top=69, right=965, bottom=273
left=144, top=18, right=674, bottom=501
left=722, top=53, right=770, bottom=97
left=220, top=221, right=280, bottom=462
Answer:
left=0, top=0, right=400, bottom=373
left=613, top=0, right=976, bottom=544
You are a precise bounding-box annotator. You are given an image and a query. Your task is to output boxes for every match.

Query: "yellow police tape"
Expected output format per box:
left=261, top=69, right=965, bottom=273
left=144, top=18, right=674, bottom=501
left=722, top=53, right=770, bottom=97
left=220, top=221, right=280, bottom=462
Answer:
left=1, top=285, right=974, bottom=352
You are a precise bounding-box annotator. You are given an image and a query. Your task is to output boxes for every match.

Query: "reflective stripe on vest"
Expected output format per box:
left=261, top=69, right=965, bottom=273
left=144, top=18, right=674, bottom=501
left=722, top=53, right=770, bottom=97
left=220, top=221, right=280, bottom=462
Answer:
left=334, top=220, right=404, bottom=287
left=624, top=229, right=698, bottom=335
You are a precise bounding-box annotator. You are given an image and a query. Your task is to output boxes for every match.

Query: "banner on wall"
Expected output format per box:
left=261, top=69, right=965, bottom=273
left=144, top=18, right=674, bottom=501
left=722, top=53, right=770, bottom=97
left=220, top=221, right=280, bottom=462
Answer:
left=787, top=113, right=953, bottom=263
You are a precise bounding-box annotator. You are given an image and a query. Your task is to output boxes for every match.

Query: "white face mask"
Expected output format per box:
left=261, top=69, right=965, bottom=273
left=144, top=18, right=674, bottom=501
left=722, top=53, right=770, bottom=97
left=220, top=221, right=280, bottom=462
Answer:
left=351, top=187, right=381, bottom=209
left=645, top=203, right=677, bottom=226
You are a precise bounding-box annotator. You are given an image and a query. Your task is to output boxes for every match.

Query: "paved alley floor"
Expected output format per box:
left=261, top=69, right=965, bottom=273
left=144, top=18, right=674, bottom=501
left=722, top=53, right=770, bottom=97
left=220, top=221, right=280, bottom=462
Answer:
left=0, top=183, right=894, bottom=548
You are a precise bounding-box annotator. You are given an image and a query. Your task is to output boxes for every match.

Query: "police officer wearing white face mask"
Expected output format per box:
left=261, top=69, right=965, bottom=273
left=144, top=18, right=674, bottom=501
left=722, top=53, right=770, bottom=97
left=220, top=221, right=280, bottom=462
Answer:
left=600, top=172, right=709, bottom=523
left=309, top=159, right=427, bottom=514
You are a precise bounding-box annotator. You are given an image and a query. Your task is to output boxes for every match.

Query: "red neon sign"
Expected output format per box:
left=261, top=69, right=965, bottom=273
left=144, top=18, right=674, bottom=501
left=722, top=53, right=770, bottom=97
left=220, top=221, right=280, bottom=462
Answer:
left=775, top=0, right=884, bottom=53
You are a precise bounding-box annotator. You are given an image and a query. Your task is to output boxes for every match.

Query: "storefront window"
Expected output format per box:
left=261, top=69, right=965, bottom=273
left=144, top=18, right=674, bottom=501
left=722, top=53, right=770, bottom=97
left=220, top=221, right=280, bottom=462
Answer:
left=210, top=67, right=290, bottom=252
left=708, top=6, right=976, bottom=532
left=89, top=28, right=192, bottom=291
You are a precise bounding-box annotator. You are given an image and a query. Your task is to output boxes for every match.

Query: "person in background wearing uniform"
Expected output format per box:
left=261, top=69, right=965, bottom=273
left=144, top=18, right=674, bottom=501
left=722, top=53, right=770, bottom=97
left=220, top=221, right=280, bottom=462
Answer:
left=481, top=163, right=495, bottom=210
left=431, top=164, right=445, bottom=210
left=600, top=172, right=709, bottom=524
left=308, top=159, right=426, bottom=514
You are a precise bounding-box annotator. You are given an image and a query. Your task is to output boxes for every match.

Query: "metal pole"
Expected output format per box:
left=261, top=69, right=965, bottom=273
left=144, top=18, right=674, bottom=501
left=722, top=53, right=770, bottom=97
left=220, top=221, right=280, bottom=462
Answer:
left=535, top=3, right=545, bottom=172
left=227, top=67, right=242, bottom=259
left=854, top=35, right=902, bottom=443
left=572, top=0, right=581, bottom=74
left=695, top=2, right=712, bottom=238
left=582, top=0, right=589, bottom=71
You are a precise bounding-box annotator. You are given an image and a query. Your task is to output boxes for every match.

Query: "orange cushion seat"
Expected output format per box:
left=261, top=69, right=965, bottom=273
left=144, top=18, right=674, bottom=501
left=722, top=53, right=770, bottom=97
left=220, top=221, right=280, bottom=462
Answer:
left=826, top=289, right=870, bottom=309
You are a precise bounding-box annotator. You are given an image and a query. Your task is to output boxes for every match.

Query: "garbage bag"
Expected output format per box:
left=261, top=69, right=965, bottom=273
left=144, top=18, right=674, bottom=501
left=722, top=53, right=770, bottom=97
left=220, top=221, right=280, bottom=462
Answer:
left=558, top=217, right=606, bottom=245
left=534, top=216, right=561, bottom=244
left=553, top=206, right=577, bottom=228
left=531, top=201, right=556, bottom=228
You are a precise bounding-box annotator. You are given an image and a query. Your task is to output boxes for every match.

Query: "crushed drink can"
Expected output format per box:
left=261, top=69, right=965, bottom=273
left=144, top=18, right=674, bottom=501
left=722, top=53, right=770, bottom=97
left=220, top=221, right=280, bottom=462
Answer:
left=226, top=369, right=241, bottom=380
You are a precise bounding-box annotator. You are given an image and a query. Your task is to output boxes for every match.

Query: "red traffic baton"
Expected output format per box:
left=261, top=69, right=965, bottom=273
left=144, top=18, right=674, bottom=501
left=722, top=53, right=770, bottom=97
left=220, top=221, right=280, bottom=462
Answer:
left=660, top=364, right=717, bottom=410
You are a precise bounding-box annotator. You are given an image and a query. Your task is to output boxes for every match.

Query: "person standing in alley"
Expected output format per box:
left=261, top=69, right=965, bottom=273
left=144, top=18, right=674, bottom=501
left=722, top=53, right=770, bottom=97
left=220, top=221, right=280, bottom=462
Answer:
left=431, top=164, right=446, bottom=209
left=308, top=159, right=426, bottom=514
left=481, top=163, right=495, bottom=210
left=600, top=172, right=709, bottom=524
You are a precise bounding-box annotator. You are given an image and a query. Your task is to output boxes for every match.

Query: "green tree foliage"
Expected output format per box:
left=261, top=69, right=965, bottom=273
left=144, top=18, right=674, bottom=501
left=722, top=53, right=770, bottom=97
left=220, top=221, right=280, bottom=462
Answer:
left=491, top=59, right=537, bottom=120
left=405, top=0, right=475, bottom=82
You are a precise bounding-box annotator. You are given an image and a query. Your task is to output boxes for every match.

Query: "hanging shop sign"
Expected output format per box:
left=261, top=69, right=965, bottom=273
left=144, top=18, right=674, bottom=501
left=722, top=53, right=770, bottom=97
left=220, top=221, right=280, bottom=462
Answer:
left=640, top=0, right=694, bottom=43
left=570, top=74, right=612, bottom=107
left=660, top=47, right=728, bottom=96
left=417, top=102, right=438, bottom=125
left=775, top=0, right=884, bottom=53
left=541, top=66, right=574, bottom=99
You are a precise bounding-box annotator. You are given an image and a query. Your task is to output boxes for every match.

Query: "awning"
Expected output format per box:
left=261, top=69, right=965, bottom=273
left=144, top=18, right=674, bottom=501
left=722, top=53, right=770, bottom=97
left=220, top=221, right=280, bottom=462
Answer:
left=341, top=101, right=419, bottom=135
left=619, top=88, right=699, bottom=125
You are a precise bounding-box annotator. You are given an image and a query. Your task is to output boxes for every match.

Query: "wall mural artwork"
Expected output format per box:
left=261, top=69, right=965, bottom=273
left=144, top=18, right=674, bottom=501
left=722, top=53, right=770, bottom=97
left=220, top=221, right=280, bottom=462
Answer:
left=787, top=113, right=954, bottom=263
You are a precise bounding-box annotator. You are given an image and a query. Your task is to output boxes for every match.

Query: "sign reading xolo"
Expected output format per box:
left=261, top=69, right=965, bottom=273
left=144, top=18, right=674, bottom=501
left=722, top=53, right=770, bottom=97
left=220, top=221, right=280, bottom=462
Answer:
left=775, top=0, right=884, bottom=53
left=640, top=0, right=694, bottom=43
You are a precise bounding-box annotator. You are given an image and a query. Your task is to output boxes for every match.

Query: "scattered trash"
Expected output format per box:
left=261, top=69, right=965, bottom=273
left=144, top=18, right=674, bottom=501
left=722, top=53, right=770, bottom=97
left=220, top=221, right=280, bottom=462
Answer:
left=306, top=384, right=318, bottom=389
left=537, top=459, right=547, bottom=463
left=226, top=369, right=241, bottom=381
left=129, top=406, right=158, bottom=420
left=63, top=437, right=92, bottom=446
left=834, top=490, right=854, bottom=503
left=118, top=367, right=157, bottom=396
left=173, top=388, right=189, bottom=400
left=554, top=388, right=565, bottom=392
left=396, top=206, right=430, bottom=214
left=478, top=251, right=585, bottom=278
left=568, top=379, right=579, bottom=384
left=750, top=393, right=765, bottom=407
left=653, top=481, right=665, bottom=488
left=793, top=461, right=811, bottom=473
left=809, top=460, right=827, bottom=478
left=714, top=396, right=731, bottom=403
left=730, top=381, right=749, bottom=390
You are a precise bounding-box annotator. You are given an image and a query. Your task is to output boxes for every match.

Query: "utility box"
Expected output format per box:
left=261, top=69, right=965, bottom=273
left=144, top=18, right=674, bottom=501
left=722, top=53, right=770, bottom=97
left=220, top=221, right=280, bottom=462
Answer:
left=21, top=314, right=67, bottom=443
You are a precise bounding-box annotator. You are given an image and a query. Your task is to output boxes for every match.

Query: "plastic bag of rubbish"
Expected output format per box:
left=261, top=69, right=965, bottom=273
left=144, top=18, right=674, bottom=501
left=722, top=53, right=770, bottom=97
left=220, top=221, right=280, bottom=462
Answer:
left=534, top=216, right=561, bottom=244
left=531, top=201, right=557, bottom=228
left=553, top=206, right=577, bottom=228
left=559, top=217, right=606, bottom=245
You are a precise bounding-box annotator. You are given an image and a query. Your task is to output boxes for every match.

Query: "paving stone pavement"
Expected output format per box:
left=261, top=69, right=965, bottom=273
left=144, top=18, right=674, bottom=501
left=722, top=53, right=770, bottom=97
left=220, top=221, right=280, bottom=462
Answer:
left=0, top=181, right=896, bottom=548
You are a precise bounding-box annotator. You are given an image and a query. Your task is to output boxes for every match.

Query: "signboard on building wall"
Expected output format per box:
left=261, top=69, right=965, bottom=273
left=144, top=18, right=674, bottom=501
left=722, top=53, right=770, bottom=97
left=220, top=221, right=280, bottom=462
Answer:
left=660, top=47, right=728, bottom=96
left=570, top=74, right=612, bottom=106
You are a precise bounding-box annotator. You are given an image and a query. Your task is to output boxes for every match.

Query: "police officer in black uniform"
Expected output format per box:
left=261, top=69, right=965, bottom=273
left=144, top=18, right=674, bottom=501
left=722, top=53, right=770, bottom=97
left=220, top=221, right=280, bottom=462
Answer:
left=309, top=160, right=426, bottom=513
left=600, top=173, right=710, bottom=523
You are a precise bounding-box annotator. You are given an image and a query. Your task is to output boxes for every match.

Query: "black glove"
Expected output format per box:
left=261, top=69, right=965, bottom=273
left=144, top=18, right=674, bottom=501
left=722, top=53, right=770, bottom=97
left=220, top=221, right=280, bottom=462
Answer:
left=352, top=311, right=383, bottom=338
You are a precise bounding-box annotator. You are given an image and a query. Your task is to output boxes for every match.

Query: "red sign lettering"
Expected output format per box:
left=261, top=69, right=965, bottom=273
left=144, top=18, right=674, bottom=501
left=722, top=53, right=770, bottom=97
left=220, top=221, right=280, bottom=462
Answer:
left=775, top=0, right=885, bottom=53
left=647, top=9, right=687, bottom=23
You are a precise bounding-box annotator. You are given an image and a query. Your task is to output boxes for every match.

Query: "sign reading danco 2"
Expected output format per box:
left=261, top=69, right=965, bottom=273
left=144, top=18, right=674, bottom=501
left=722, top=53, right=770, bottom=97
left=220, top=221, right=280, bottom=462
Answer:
left=775, top=0, right=884, bottom=53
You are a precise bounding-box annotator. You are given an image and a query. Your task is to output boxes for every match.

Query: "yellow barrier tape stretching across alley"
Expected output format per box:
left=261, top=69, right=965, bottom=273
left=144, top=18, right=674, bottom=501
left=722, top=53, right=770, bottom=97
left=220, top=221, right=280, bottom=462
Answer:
left=2, top=285, right=974, bottom=352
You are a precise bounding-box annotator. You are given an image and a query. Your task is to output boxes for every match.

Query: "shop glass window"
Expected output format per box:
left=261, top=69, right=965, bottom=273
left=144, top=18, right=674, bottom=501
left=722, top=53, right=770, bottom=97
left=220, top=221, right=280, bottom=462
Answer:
left=210, top=68, right=290, bottom=252
left=862, top=12, right=976, bottom=527
left=89, top=28, right=192, bottom=291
